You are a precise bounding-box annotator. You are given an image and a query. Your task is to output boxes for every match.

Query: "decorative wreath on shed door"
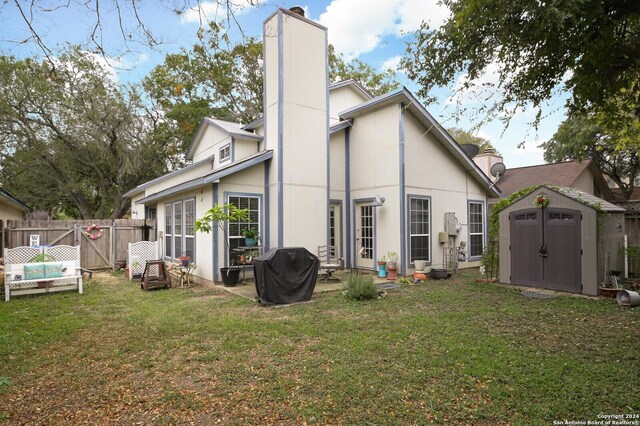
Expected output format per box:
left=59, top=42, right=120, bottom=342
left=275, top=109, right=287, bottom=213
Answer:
left=533, top=194, right=549, bottom=208
left=84, top=224, right=104, bottom=240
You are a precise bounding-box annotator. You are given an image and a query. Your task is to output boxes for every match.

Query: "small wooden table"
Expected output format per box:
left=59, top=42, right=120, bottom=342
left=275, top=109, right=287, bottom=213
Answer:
left=176, top=264, right=197, bottom=287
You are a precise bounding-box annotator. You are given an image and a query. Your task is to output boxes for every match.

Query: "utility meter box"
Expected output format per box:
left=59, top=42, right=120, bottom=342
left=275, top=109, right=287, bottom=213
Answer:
left=438, top=231, right=449, bottom=243
left=444, top=212, right=458, bottom=236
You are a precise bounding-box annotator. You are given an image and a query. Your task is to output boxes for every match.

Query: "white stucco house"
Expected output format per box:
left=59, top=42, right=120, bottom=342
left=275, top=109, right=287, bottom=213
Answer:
left=124, top=7, right=500, bottom=283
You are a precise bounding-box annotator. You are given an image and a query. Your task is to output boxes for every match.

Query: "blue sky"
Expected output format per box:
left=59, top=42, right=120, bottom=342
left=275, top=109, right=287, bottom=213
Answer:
left=0, top=0, right=570, bottom=169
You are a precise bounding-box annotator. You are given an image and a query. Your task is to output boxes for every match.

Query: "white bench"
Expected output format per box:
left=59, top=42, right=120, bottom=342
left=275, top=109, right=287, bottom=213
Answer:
left=3, top=245, right=83, bottom=301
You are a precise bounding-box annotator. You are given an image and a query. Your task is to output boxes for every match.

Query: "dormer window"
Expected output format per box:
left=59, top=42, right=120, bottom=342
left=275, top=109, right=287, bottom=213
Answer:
left=220, top=144, right=231, bottom=163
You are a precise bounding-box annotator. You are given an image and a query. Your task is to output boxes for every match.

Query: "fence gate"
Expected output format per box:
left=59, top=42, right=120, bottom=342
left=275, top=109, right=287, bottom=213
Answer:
left=81, top=226, right=112, bottom=269
left=510, top=208, right=581, bottom=293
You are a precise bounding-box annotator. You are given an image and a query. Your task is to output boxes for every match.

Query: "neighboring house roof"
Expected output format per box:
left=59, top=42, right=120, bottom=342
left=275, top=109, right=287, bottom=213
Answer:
left=0, top=187, right=30, bottom=212
left=506, top=185, right=625, bottom=213
left=338, top=86, right=501, bottom=198
left=186, top=118, right=263, bottom=160
left=611, top=187, right=640, bottom=201
left=494, top=159, right=613, bottom=200
left=123, top=154, right=216, bottom=198
left=135, top=150, right=273, bottom=205
left=241, top=79, right=374, bottom=131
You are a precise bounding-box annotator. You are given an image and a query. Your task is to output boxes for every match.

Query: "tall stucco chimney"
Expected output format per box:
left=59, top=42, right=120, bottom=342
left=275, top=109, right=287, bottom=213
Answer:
left=473, top=148, right=504, bottom=182
left=263, top=8, right=329, bottom=249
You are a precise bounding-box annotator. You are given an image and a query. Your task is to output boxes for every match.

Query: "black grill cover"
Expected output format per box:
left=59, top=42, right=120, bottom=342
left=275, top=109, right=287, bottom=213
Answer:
left=253, top=247, right=319, bottom=305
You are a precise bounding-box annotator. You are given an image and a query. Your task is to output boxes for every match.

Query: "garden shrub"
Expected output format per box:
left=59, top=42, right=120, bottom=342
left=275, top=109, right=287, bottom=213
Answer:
left=344, top=273, right=378, bottom=301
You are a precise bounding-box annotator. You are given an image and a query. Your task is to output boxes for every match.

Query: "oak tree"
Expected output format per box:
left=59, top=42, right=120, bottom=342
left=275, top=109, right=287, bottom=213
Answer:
left=402, top=0, right=640, bottom=143
left=0, top=49, right=178, bottom=218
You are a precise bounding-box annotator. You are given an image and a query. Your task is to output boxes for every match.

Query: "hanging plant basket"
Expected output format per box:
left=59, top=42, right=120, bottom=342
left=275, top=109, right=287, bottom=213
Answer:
left=83, top=224, right=104, bottom=240
left=533, top=194, right=549, bottom=208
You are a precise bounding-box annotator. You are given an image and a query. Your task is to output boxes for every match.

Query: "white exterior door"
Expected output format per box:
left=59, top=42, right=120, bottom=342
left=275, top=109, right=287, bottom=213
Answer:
left=356, top=203, right=374, bottom=269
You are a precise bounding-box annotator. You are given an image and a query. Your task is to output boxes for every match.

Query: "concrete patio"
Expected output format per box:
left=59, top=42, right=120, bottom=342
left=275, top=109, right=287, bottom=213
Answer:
left=216, top=269, right=357, bottom=301
left=213, top=269, right=406, bottom=301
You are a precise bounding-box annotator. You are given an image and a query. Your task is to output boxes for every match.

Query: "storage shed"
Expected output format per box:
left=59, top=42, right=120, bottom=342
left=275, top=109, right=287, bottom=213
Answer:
left=498, top=185, right=626, bottom=296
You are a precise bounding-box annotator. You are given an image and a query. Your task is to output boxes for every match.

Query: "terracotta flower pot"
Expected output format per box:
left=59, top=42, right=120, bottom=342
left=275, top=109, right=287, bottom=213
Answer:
left=387, top=267, right=398, bottom=280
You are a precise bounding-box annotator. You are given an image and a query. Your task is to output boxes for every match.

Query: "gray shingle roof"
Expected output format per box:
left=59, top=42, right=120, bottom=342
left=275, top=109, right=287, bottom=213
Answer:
left=554, top=186, right=625, bottom=212
left=495, top=160, right=591, bottom=197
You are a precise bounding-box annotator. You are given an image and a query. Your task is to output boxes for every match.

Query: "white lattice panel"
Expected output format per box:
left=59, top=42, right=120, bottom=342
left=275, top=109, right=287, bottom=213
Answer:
left=45, top=245, right=80, bottom=262
left=50, top=279, right=78, bottom=286
left=8, top=282, right=38, bottom=289
left=4, top=247, right=43, bottom=264
left=128, top=241, right=160, bottom=280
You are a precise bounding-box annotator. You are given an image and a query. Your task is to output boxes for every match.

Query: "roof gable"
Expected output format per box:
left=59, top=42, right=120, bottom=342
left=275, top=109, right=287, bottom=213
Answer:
left=186, top=118, right=263, bottom=160
left=504, top=184, right=625, bottom=213
left=329, top=79, right=373, bottom=100
left=339, top=87, right=500, bottom=198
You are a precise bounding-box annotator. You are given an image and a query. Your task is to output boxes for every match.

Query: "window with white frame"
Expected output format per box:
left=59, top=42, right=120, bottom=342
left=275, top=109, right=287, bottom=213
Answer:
left=227, top=195, right=260, bottom=263
left=164, top=197, right=196, bottom=262
left=409, top=197, right=430, bottom=263
left=219, top=144, right=231, bottom=162
left=468, top=201, right=485, bottom=259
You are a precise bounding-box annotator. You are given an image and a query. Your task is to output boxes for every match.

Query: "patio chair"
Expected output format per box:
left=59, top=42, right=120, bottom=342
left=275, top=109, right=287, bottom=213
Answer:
left=317, top=245, right=342, bottom=282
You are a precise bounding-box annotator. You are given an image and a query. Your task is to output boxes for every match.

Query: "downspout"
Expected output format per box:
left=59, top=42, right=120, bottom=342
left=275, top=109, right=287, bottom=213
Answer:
left=399, top=103, right=407, bottom=275
left=212, top=183, right=219, bottom=283
left=345, top=126, right=351, bottom=268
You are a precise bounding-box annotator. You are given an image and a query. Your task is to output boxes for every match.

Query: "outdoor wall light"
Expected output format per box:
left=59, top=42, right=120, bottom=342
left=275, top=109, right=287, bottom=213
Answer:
left=369, top=194, right=385, bottom=208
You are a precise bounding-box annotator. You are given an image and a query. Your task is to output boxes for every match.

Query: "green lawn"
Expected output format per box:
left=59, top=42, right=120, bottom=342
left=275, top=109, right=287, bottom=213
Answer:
left=0, top=271, right=638, bottom=425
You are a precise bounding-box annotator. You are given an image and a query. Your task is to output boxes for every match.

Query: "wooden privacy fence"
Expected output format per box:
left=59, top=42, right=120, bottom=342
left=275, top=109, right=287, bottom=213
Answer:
left=1, top=219, right=156, bottom=270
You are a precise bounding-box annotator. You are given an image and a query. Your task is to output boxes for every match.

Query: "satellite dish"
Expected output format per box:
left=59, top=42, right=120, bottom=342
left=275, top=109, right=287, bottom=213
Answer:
left=461, top=144, right=480, bottom=158
left=489, top=162, right=507, bottom=190
left=490, top=162, right=507, bottom=178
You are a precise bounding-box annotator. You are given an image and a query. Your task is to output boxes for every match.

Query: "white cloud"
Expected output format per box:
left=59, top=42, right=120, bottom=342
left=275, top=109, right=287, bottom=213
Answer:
left=504, top=142, right=545, bottom=167
left=381, top=55, right=402, bottom=72
left=395, top=0, right=449, bottom=34
left=85, top=52, right=149, bottom=82
left=318, top=0, right=449, bottom=60
left=475, top=129, right=494, bottom=143
left=180, top=0, right=266, bottom=25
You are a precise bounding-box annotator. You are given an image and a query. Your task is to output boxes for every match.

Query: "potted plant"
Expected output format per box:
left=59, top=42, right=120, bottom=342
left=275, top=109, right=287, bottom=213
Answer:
left=195, top=203, right=250, bottom=287
left=246, top=249, right=260, bottom=262
left=414, top=259, right=427, bottom=272
left=377, top=256, right=387, bottom=278
left=386, top=251, right=398, bottom=280
left=242, top=228, right=260, bottom=247
left=599, top=270, right=622, bottom=298
left=178, top=255, right=190, bottom=267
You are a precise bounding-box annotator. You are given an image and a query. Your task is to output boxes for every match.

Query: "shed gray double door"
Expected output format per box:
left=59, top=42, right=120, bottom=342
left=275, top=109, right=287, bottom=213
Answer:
left=509, top=208, right=581, bottom=293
